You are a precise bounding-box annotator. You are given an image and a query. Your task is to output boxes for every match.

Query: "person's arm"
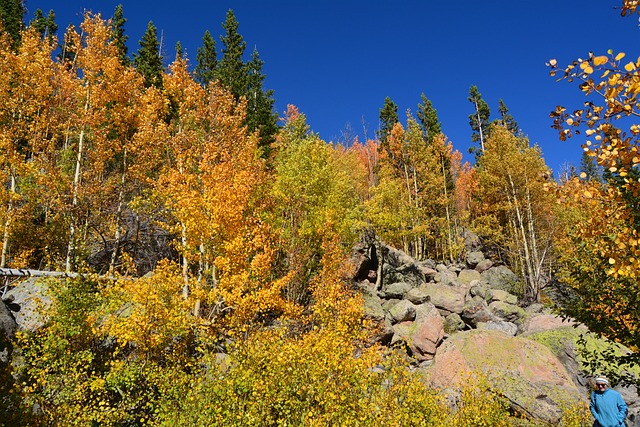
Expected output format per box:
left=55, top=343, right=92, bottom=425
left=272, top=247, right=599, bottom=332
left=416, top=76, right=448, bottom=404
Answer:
left=590, top=392, right=599, bottom=420
left=616, top=393, right=628, bottom=425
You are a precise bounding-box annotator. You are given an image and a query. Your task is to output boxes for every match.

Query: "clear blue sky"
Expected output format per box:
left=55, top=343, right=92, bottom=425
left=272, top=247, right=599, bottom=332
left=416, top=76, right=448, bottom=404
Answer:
left=26, top=1, right=640, bottom=175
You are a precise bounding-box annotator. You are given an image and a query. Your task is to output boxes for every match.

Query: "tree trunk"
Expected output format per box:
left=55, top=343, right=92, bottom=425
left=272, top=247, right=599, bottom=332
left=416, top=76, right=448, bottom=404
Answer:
left=474, top=100, right=485, bottom=152
left=109, top=148, right=127, bottom=273
left=508, top=173, right=536, bottom=301
left=1, top=172, right=16, bottom=268
left=66, top=85, right=90, bottom=273
left=181, top=221, right=189, bottom=300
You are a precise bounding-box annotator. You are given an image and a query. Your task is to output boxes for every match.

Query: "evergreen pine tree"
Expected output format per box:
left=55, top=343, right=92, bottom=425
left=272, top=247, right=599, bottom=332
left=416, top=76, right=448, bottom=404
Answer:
left=134, top=21, right=163, bottom=88
left=0, top=0, right=25, bottom=48
left=468, top=85, right=491, bottom=156
left=194, top=30, right=216, bottom=86
left=377, top=96, right=399, bottom=148
left=497, top=99, right=519, bottom=135
left=246, top=47, right=278, bottom=155
left=417, top=93, right=441, bottom=144
left=174, top=41, right=184, bottom=61
left=30, top=8, right=57, bottom=41
left=111, top=4, right=130, bottom=66
left=218, top=9, right=246, bottom=99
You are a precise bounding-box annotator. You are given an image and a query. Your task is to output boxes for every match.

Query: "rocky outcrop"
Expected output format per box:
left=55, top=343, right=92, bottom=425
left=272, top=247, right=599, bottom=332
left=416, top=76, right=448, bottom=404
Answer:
left=350, top=238, right=603, bottom=424
left=427, top=329, right=583, bottom=424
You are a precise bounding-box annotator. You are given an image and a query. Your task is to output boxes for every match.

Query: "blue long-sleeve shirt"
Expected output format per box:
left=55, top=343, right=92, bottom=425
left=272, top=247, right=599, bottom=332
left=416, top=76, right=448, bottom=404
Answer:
left=590, top=388, right=628, bottom=427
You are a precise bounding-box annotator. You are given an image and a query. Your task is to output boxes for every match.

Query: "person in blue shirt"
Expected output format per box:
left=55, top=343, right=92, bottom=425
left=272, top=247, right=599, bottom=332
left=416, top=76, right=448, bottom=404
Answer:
left=590, top=376, right=628, bottom=427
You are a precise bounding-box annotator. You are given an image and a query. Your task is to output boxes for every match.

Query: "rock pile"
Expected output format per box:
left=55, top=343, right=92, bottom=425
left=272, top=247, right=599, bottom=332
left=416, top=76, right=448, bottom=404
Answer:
left=351, top=239, right=639, bottom=425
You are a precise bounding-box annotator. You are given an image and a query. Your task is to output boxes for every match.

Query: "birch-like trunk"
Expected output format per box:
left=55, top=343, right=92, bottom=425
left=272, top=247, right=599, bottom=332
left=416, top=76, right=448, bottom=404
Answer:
left=1, top=172, right=16, bottom=268
left=507, top=172, right=536, bottom=301
left=109, top=148, right=127, bottom=273
left=474, top=100, right=485, bottom=153
left=66, top=85, right=90, bottom=273
left=181, top=221, right=189, bottom=300
left=440, top=155, right=454, bottom=262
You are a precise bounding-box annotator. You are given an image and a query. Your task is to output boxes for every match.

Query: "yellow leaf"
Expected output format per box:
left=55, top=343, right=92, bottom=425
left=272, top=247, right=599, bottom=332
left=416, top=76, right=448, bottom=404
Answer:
left=567, top=118, right=574, bottom=125
left=609, top=257, right=616, bottom=264
left=616, top=52, right=626, bottom=61
left=593, top=56, right=608, bottom=66
left=549, top=59, right=557, bottom=66
left=625, top=62, right=636, bottom=72
left=584, top=66, right=594, bottom=74
left=580, top=172, right=587, bottom=178
left=584, top=190, right=593, bottom=198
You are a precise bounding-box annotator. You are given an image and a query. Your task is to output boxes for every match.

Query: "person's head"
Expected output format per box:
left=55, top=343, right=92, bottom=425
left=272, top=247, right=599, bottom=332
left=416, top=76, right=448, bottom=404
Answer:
left=595, top=376, right=609, bottom=391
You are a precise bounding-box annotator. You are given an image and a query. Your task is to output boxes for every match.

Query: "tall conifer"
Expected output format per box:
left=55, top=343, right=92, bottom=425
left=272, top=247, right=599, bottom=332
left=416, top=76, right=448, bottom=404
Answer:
left=111, top=4, right=129, bottom=66
left=246, top=47, right=277, bottom=155
left=497, top=99, right=519, bottom=135
left=30, top=9, right=57, bottom=41
left=218, top=9, right=246, bottom=99
left=468, top=85, right=490, bottom=156
left=0, top=0, right=24, bottom=48
left=417, top=93, right=441, bottom=144
left=194, top=30, right=216, bottom=86
left=134, top=21, right=163, bottom=88
left=377, top=97, right=399, bottom=149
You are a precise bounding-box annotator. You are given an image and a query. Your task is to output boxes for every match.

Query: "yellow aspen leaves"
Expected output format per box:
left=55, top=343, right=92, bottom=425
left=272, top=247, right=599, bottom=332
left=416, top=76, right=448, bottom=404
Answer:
left=593, top=55, right=608, bottom=66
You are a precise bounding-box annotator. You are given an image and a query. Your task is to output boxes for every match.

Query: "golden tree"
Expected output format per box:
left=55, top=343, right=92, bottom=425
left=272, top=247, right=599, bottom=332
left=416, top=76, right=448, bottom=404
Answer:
left=472, top=125, right=556, bottom=302
left=548, top=0, right=640, bottom=374
left=0, top=28, right=56, bottom=268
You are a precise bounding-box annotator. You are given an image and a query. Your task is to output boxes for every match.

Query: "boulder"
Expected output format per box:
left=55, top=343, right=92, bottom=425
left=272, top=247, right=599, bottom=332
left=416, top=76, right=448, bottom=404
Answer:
left=419, top=283, right=465, bottom=315
left=0, top=301, right=16, bottom=365
left=488, top=300, right=527, bottom=325
left=382, top=244, right=415, bottom=268
left=480, top=265, right=521, bottom=294
left=434, top=269, right=457, bottom=286
left=426, top=329, right=584, bottom=425
left=474, top=259, right=493, bottom=273
left=362, top=290, right=385, bottom=321
left=387, top=299, right=416, bottom=324
left=460, top=296, right=495, bottom=327
left=465, top=250, right=485, bottom=268
left=457, top=269, right=481, bottom=286
left=382, top=298, right=401, bottom=312
left=477, top=320, right=518, bottom=336
left=405, top=287, right=430, bottom=305
left=380, top=281, right=412, bottom=300
left=468, top=283, right=492, bottom=301
left=490, top=289, right=518, bottom=304
left=2, top=278, right=51, bottom=332
left=395, top=263, right=427, bottom=287
left=416, top=263, right=437, bottom=280
left=462, top=229, right=481, bottom=251
left=523, top=326, right=589, bottom=389
left=392, top=302, right=443, bottom=361
left=521, top=314, right=580, bottom=335
left=443, top=313, right=466, bottom=334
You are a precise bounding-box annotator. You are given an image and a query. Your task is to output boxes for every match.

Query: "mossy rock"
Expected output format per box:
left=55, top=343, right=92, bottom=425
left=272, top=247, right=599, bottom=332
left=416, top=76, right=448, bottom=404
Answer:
left=426, top=329, right=583, bottom=424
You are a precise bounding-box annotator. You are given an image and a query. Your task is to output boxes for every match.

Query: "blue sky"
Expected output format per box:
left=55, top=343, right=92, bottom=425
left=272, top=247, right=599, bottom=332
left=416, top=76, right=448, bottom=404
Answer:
left=26, top=1, right=640, bottom=175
